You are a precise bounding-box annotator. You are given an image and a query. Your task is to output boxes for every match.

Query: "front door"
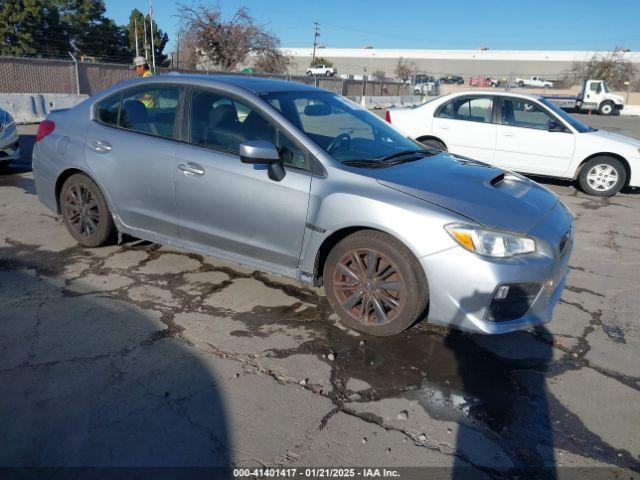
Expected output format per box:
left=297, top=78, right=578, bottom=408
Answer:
left=174, top=88, right=311, bottom=273
left=431, top=95, right=497, bottom=164
left=84, top=85, right=182, bottom=238
left=494, top=97, right=575, bottom=176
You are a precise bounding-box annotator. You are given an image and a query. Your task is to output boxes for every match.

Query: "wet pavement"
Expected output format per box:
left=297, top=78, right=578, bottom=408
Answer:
left=0, top=125, right=639, bottom=478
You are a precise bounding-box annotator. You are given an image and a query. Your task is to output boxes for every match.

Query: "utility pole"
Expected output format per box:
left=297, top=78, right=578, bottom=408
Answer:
left=143, top=18, right=149, bottom=60
left=134, top=17, right=139, bottom=57
left=311, top=21, right=320, bottom=65
left=175, top=33, right=180, bottom=70
left=149, top=0, right=156, bottom=73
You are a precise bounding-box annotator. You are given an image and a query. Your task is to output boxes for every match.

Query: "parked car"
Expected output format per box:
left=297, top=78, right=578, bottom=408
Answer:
left=33, top=75, right=573, bottom=336
left=544, top=79, right=624, bottom=115
left=0, top=108, right=19, bottom=167
left=469, top=76, right=500, bottom=88
left=386, top=90, right=640, bottom=196
left=515, top=76, right=554, bottom=88
left=440, top=75, right=464, bottom=85
left=306, top=64, right=337, bottom=76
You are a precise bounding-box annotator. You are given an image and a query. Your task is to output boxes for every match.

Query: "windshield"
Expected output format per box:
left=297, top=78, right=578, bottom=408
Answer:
left=260, top=91, right=424, bottom=163
left=603, top=82, right=610, bottom=93
left=538, top=98, right=595, bottom=133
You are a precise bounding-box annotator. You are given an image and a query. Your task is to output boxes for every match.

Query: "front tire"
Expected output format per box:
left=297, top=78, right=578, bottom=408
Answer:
left=60, top=173, right=115, bottom=247
left=518, top=80, right=525, bottom=87
left=323, top=230, right=429, bottom=336
left=578, top=157, right=626, bottom=197
left=598, top=101, right=614, bottom=116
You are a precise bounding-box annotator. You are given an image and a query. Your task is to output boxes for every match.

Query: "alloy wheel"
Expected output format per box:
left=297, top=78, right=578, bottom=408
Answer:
left=332, top=248, right=405, bottom=326
left=586, top=164, right=618, bottom=192
left=64, top=184, right=100, bottom=238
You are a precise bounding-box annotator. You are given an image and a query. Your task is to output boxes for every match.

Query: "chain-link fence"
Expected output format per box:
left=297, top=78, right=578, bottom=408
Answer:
left=0, top=56, right=412, bottom=97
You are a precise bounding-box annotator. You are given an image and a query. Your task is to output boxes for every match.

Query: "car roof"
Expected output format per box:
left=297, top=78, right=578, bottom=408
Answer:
left=439, top=90, right=542, bottom=101
left=116, top=73, right=324, bottom=95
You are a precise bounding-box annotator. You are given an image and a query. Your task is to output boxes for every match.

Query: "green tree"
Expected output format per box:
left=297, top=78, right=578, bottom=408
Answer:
left=310, top=57, right=332, bottom=67
left=127, top=9, right=169, bottom=65
left=0, top=0, right=70, bottom=56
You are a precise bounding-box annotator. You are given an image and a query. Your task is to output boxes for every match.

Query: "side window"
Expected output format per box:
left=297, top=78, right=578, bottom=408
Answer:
left=436, top=100, right=455, bottom=119
left=277, top=131, right=307, bottom=169
left=189, top=89, right=275, bottom=154
left=96, top=94, right=121, bottom=126
left=500, top=98, right=555, bottom=130
left=118, top=86, right=179, bottom=139
left=437, top=97, right=493, bottom=123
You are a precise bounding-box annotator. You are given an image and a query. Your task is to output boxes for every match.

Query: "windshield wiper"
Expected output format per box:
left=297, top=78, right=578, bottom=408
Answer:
left=376, top=149, right=437, bottom=162
left=341, top=159, right=390, bottom=169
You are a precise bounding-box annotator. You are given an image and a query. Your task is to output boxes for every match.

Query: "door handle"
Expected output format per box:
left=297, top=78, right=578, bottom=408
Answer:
left=439, top=125, right=451, bottom=130
left=503, top=132, right=515, bottom=137
left=178, top=162, right=205, bottom=176
left=88, top=140, right=111, bottom=153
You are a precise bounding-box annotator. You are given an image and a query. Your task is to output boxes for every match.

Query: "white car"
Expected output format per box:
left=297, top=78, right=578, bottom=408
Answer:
left=515, top=76, right=554, bottom=88
left=0, top=108, right=19, bottom=167
left=306, top=64, right=337, bottom=76
left=386, top=91, right=640, bottom=196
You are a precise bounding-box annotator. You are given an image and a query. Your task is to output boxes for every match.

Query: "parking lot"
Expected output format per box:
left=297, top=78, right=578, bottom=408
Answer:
left=1, top=116, right=639, bottom=477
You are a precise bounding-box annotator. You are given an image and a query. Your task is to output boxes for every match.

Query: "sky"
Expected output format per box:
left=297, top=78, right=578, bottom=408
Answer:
left=105, top=0, right=640, bottom=54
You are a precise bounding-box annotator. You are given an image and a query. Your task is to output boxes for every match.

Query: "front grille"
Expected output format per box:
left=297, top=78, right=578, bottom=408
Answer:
left=486, top=282, right=542, bottom=322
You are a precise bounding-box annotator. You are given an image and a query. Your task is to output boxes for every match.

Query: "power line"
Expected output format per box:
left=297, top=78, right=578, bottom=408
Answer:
left=311, top=21, right=320, bottom=64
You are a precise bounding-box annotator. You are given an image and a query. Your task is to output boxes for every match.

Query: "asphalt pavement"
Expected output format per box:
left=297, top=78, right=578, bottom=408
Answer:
left=0, top=118, right=639, bottom=477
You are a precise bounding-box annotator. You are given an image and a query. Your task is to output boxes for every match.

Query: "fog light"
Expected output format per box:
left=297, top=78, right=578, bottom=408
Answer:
left=495, top=285, right=510, bottom=299
left=486, top=282, right=543, bottom=322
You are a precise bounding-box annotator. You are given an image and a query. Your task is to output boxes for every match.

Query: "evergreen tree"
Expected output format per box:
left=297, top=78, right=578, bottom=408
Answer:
left=127, top=8, right=168, bottom=65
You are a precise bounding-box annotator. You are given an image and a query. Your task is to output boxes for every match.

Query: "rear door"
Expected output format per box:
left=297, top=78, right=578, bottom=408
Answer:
left=430, top=95, right=497, bottom=163
left=494, top=96, right=575, bottom=176
left=84, top=84, right=182, bottom=238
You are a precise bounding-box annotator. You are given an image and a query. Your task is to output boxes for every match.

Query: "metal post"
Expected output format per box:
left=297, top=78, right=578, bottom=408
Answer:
left=134, top=18, right=140, bottom=57
left=68, top=52, right=80, bottom=95
left=149, top=1, right=156, bottom=74
left=143, top=19, right=148, bottom=60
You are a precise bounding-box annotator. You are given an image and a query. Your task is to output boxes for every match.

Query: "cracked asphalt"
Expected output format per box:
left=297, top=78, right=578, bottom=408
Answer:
left=0, top=123, right=639, bottom=478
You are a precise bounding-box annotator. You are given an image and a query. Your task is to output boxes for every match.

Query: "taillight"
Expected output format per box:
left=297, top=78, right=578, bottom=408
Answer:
left=36, top=119, right=55, bottom=142
left=385, top=110, right=391, bottom=123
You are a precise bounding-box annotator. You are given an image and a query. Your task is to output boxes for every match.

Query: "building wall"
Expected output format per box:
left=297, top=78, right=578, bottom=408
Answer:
left=282, top=48, right=640, bottom=82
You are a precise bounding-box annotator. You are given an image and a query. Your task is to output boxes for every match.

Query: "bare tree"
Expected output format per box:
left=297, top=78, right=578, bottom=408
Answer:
left=394, top=57, right=415, bottom=82
left=571, top=48, right=637, bottom=90
left=372, top=70, right=386, bottom=81
left=254, top=49, right=292, bottom=74
left=176, top=29, right=200, bottom=70
left=177, top=3, right=285, bottom=72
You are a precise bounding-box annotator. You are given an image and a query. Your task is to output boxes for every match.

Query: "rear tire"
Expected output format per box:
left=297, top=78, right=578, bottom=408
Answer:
left=578, top=157, right=626, bottom=197
left=598, top=101, right=614, bottom=116
left=418, top=137, right=447, bottom=151
left=518, top=80, right=525, bottom=87
left=323, top=230, right=429, bottom=336
left=60, top=173, right=115, bottom=247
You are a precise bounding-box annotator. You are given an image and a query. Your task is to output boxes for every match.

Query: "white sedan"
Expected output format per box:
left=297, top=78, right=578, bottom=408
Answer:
left=386, top=91, right=640, bottom=196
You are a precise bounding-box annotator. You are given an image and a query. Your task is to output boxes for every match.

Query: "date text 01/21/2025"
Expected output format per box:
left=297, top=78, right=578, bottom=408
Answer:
left=232, top=468, right=401, bottom=478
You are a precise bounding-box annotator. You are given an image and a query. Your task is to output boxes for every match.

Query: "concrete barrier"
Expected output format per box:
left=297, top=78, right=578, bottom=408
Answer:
left=348, top=95, right=424, bottom=109
left=0, top=93, right=88, bottom=124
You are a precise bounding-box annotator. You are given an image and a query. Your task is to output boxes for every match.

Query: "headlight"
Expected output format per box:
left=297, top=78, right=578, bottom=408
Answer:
left=445, top=223, right=536, bottom=258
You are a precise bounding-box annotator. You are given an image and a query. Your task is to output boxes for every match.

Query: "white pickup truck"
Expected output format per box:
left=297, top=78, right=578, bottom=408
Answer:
left=515, top=76, right=554, bottom=88
left=306, top=64, right=337, bottom=77
left=544, top=79, right=625, bottom=115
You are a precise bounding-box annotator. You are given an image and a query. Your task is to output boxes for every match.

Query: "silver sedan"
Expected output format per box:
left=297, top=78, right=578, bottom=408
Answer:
left=32, top=75, right=573, bottom=336
left=0, top=108, right=19, bottom=166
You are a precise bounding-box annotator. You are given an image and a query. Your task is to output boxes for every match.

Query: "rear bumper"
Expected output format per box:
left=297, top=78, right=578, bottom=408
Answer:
left=421, top=202, right=573, bottom=334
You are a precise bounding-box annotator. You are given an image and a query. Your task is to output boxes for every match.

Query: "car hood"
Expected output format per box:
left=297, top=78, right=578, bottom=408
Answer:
left=584, top=129, right=640, bottom=148
left=370, top=153, right=559, bottom=233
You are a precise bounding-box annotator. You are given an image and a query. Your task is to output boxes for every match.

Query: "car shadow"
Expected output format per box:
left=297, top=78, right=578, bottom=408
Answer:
left=525, top=174, right=639, bottom=196
left=0, top=251, right=232, bottom=478
left=446, top=290, right=556, bottom=479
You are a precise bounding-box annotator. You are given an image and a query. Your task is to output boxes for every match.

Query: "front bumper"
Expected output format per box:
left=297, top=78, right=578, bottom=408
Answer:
left=0, top=123, right=20, bottom=162
left=421, top=202, right=573, bottom=334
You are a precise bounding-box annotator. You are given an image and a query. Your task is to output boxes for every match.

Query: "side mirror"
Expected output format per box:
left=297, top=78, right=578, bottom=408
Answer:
left=239, top=140, right=286, bottom=182
left=240, top=140, right=280, bottom=164
left=548, top=121, right=566, bottom=133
